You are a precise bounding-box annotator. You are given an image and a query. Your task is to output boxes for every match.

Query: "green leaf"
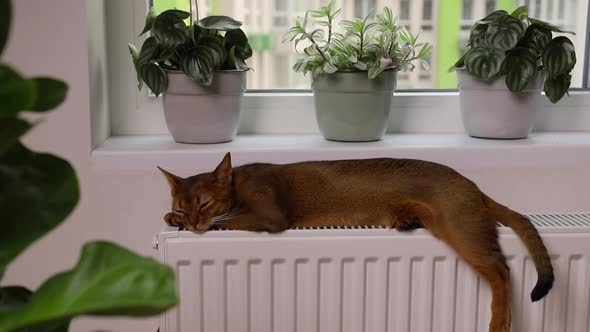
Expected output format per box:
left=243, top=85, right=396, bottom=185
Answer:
left=485, top=15, right=525, bottom=50
left=138, top=36, right=160, bottom=65
left=198, top=16, right=242, bottom=31
left=503, top=48, right=538, bottom=92
left=128, top=44, right=143, bottom=91
left=30, top=78, right=68, bottom=112
left=522, top=24, right=552, bottom=53
left=139, top=7, right=157, bottom=36
left=160, top=9, right=191, bottom=20
left=0, top=64, right=35, bottom=117
left=511, top=6, right=528, bottom=20
left=199, top=35, right=226, bottom=67
left=0, top=241, right=177, bottom=331
left=468, top=24, right=488, bottom=47
left=465, top=47, right=505, bottom=81
left=368, top=66, right=384, bottom=79
left=0, top=143, right=79, bottom=270
left=0, top=0, right=11, bottom=55
left=153, top=14, right=188, bottom=49
left=224, top=29, right=252, bottom=60
left=477, top=10, right=509, bottom=24
left=529, top=18, right=575, bottom=34
left=542, top=36, right=576, bottom=78
left=544, top=74, right=571, bottom=103
left=180, top=48, right=214, bottom=85
left=0, top=286, right=32, bottom=316
left=0, top=117, right=32, bottom=154
left=140, top=63, right=167, bottom=97
left=449, top=50, right=471, bottom=72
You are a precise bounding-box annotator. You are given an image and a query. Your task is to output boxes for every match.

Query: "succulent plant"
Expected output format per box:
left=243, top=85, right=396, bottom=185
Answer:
left=450, top=6, right=576, bottom=103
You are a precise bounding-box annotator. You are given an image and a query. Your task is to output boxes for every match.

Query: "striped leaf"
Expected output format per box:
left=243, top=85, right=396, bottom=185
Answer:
left=153, top=14, right=188, bottom=49
left=544, top=74, right=571, bottom=103
left=529, top=18, right=575, bottom=35
left=476, top=10, right=509, bottom=24
left=542, top=36, right=576, bottom=79
left=180, top=48, right=214, bottom=85
left=469, top=24, right=488, bottom=47
left=465, top=47, right=505, bottom=81
left=198, top=16, right=243, bottom=31
left=523, top=24, right=552, bottom=54
left=138, top=36, right=160, bottom=65
left=140, top=63, right=167, bottom=97
left=485, top=15, right=525, bottom=50
left=503, top=48, right=538, bottom=92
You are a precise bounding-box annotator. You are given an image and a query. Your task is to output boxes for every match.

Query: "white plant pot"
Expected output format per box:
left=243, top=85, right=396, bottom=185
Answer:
left=457, top=69, right=544, bottom=139
left=163, top=70, right=247, bottom=144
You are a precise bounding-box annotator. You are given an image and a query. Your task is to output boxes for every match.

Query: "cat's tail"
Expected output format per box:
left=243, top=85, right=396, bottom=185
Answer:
left=483, top=194, right=554, bottom=302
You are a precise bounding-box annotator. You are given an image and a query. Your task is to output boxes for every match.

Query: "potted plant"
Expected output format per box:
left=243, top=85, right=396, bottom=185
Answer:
left=0, top=1, right=177, bottom=329
left=450, top=6, right=576, bottom=139
left=128, top=2, right=253, bottom=144
left=284, top=1, right=431, bottom=142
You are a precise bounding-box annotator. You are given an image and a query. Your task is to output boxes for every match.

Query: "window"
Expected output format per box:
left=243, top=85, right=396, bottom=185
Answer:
left=149, top=0, right=589, bottom=90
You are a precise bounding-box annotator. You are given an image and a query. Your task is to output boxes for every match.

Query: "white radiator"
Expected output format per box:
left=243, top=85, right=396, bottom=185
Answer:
left=155, top=214, right=590, bottom=332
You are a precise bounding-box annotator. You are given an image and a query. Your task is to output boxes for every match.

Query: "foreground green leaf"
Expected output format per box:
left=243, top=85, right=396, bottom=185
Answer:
left=0, top=0, right=10, bottom=55
left=0, top=286, right=32, bottom=316
left=0, top=241, right=178, bottom=332
left=465, top=47, right=505, bottom=81
left=522, top=24, right=552, bottom=54
left=528, top=18, right=575, bottom=34
left=128, top=44, right=143, bottom=90
left=139, top=7, right=157, bottom=36
left=0, top=65, right=35, bottom=117
left=181, top=48, right=214, bottom=85
left=153, top=14, right=188, bottom=49
left=503, top=48, right=538, bottom=92
left=198, top=16, right=243, bottom=31
left=511, top=6, right=528, bottom=20
left=30, top=78, right=68, bottom=112
left=0, top=117, right=31, bottom=154
left=138, top=36, right=160, bottom=65
left=485, top=15, right=525, bottom=50
left=0, top=143, right=79, bottom=270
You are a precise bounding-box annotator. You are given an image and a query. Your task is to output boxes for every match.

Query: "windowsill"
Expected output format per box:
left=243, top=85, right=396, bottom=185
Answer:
left=91, top=132, right=590, bottom=173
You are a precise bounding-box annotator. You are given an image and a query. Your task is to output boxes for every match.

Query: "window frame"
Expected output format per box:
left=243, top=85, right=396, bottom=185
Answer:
left=105, top=0, right=590, bottom=137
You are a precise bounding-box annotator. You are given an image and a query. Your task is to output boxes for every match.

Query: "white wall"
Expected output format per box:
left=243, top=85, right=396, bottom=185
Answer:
left=2, top=1, right=589, bottom=332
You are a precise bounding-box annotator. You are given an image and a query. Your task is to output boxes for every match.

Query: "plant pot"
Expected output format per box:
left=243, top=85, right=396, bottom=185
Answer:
left=163, top=70, right=247, bottom=144
left=457, top=69, right=544, bottom=139
left=312, top=71, right=397, bottom=142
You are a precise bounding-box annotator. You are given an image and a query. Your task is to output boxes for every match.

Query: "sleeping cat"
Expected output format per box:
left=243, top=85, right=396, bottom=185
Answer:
left=159, top=152, right=553, bottom=332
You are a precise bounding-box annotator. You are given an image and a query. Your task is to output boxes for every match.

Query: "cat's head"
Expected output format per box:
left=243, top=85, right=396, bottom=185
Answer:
left=158, top=152, right=234, bottom=233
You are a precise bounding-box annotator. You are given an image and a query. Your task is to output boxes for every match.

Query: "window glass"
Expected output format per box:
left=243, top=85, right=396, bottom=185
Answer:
left=152, top=0, right=589, bottom=89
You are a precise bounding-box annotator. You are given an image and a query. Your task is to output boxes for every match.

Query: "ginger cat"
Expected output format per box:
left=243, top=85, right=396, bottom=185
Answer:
left=159, top=152, right=553, bottom=332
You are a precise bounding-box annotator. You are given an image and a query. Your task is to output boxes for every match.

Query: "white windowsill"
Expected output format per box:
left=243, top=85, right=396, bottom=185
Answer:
left=91, top=132, right=590, bottom=173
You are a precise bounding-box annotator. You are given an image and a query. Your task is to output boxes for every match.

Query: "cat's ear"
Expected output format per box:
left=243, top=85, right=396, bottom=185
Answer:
left=213, top=152, right=232, bottom=184
left=158, top=166, right=182, bottom=193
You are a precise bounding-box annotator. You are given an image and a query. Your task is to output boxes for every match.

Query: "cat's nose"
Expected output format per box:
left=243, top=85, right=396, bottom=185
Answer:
left=210, top=223, right=222, bottom=231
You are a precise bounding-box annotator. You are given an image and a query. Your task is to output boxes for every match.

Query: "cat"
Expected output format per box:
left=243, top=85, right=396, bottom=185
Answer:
left=159, top=152, right=553, bottom=332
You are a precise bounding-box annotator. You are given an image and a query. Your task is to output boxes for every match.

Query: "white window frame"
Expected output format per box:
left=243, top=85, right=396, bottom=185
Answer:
left=103, top=0, right=590, bottom=139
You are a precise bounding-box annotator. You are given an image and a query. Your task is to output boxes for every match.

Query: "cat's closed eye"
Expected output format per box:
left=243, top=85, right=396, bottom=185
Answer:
left=173, top=209, right=186, bottom=216
left=200, top=201, right=211, bottom=210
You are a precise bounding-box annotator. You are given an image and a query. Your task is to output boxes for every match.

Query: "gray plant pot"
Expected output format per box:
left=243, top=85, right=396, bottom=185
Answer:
left=312, top=71, right=397, bottom=142
left=458, top=69, right=544, bottom=139
left=163, top=70, right=247, bottom=144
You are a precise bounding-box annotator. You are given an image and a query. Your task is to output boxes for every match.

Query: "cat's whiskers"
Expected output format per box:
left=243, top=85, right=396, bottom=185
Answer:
left=211, top=209, right=244, bottom=224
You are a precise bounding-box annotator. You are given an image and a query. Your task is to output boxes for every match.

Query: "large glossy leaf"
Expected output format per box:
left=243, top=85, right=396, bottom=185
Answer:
left=0, top=65, right=35, bottom=117
left=465, top=47, right=505, bottom=81
left=0, top=0, right=11, bottom=55
left=153, top=14, right=188, bottom=49
left=0, top=117, right=31, bottom=154
left=140, top=63, right=167, bottom=97
left=199, top=35, right=226, bottom=67
left=30, top=78, right=68, bottom=112
left=511, top=6, right=528, bottom=20
left=160, top=9, right=191, bottom=20
left=224, top=29, right=252, bottom=60
left=138, top=36, right=160, bottom=65
left=476, top=10, right=509, bottom=24
left=503, top=48, right=538, bottom=92
left=529, top=18, right=575, bottom=34
left=469, top=24, right=488, bottom=47
left=542, top=36, right=576, bottom=78
left=180, top=48, right=214, bottom=85
left=522, top=24, right=552, bottom=54
left=0, top=143, right=79, bottom=270
left=0, top=241, right=178, bottom=332
left=198, top=16, right=242, bottom=31
left=485, top=15, right=525, bottom=50
left=544, top=74, right=571, bottom=103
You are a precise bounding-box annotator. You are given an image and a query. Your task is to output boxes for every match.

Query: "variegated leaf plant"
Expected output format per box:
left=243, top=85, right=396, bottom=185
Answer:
left=450, top=6, right=576, bottom=103
left=283, top=0, right=432, bottom=79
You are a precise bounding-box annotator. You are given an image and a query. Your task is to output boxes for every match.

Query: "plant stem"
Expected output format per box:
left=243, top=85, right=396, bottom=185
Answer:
left=327, top=16, right=332, bottom=45
left=189, top=0, right=193, bottom=22
left=194, top=0, right=199, bottom=21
